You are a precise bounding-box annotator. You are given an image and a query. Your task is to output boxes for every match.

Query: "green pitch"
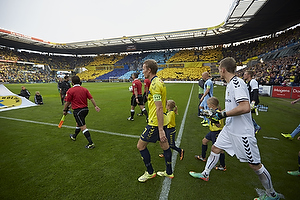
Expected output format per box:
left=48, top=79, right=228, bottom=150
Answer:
left=0, top=82, right=299, bottom=199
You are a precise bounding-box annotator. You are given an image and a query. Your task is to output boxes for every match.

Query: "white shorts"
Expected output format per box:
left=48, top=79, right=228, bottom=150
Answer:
left=214, top=126, right=261, bottom=164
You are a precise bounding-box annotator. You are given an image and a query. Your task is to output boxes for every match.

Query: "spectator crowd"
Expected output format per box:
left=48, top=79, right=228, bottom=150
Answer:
left=0, top=26, right=299, bottom=84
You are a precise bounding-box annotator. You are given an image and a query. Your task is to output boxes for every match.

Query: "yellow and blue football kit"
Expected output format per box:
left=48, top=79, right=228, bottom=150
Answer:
left=140, top=76, right=168, bottom=143
left=147, top=76, right=168, bottom=127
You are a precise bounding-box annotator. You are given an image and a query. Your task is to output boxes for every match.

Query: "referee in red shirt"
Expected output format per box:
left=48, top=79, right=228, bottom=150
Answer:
left=143, top=78, right=151, bottom=104
left=127, top=73, right=148, bottom=122
left=63, top=76, right=100, bottom=149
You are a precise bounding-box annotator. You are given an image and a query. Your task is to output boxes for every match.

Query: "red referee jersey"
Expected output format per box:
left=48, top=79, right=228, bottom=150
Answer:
left=144, top=78, right=151, bottom=91
left=132, top=79, right=142, bottom=95
left=65, top=85, right=93, bottom=110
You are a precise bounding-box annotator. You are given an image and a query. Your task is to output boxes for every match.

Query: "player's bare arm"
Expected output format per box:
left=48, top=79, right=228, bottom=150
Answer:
left=200, top=87, right=210, bottom=102
left=90, top=98, right=100, bottom=112
left=226, top=101, right=250, bottom=117
left=134, top=87, right=139, bottom=103
left=63, top=101, right=71, bottom=115
left=155, top=100, right=167, bottom=143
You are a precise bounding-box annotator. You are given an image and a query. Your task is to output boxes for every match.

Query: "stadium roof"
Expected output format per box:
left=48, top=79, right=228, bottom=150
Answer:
left=1, top=0, right=300, bottom=55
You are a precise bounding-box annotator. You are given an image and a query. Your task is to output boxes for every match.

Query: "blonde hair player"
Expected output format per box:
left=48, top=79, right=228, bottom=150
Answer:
left=189, top=57, right=283, bottom=200
left=159, top=100, right=184, bottom=160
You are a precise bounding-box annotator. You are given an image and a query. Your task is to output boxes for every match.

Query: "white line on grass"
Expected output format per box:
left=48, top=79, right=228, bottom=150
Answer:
left=0, top=116, right=139, bottom=139
left=159, top=84, right=194, bottom=200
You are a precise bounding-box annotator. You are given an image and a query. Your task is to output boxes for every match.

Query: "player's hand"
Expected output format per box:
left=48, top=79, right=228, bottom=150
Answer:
left=135, top=98, right=139, bottom=103
left=250, top=101, right=255, bottom=110
left=199, top=109, right=211, bottom=117
left=159, top=129, right=168, bottom=143
left=200, top=97, right=204, bottom=103
left=211, top=110, right=227, bottom=121
left=95, top=106, right=100, bottom=112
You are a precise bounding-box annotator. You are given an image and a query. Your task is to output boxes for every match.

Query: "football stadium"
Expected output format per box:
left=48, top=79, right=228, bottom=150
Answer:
left=1, top=0, right=300, bottom=199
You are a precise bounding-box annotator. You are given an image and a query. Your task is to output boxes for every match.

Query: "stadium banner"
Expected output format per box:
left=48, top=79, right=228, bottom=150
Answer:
left=0, top=84, right=36, bottom=112
left=291, top=87, right=300, bottom=99
left=271, top=86, right=291, bottom=98
left=259, top=85, right=271, bottom=96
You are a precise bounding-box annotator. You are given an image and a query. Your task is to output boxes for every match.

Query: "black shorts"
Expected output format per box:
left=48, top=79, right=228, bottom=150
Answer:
left=73, top=107, right=89, bottom=127
left=166, top=127, right=176, bottom=146
left=205, top=130, right=221, bottom=144
left=143, top=92, right=148, bottom=103
left=131, top=95, right=144, bottom=106
left=140, top=125, right=168, bottom=143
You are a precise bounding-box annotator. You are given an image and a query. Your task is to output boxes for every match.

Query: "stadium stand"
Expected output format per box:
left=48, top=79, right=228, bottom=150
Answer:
left=88, top=54, right=125, bottom=66
left=0, top=63, right=54, bottom=83
left=114, top=52, right=148, bottom=71
left=222, top=26, right=300, bottom=63
left=236, top=53, right=300, bottom=86
left=1, top=25, right=299, bottom=83
left=141, top=51, right=178, bottom=64
left=157, top=66, right=210, bottom=81
left=95, top=68, right=129, bottom=81
left=77, top=69, right=113, bottom=81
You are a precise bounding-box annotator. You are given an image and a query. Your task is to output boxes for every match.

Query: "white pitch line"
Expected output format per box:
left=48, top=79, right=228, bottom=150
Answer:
left=159, top=84, right=194, bottom=200
left=0, top=116, right=139, bottom=139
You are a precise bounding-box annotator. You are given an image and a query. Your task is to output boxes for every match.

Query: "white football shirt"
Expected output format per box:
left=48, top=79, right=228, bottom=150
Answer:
left=224, top=76, right=254, bottom=137
left=249, top=78, right=259, bottom=92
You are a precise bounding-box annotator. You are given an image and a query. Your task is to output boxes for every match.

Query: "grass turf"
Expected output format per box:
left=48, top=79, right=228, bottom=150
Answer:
left=0, top=82, right=299, bottom=200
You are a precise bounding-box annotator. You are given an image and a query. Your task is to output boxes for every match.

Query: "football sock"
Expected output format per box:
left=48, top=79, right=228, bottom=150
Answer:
left=130, top=110, right=135, bottom=119
left=219, top=153, right=225, bottom=167
left=170, top=145, right=181, bottom=153
left=73, top=127, right=81, bottom=138
left=142, top=108, right=148, bottom=118
left=163, top=148, right=172, bottom=175
left=168, top=131, right=181, bottom=153
left=255, top=164, right=276, bottom=197
left=291, top=124, right=300, bottom=138
left=83, top=129, right=93, bottom=144
left=140, top=148, right=154, bottom=174
left=252, top=118, right=260, bottom=130
left=202, top=151, right=220, bottom=176
left=202, top=144, right=208, bottom=158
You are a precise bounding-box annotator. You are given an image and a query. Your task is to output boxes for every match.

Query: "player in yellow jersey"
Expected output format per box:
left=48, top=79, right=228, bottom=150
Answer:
left=137, top=59, right=173, bottom=182
left=159, top=100, right=184, bottom=160
left=195, top=97, right=226, bottom=170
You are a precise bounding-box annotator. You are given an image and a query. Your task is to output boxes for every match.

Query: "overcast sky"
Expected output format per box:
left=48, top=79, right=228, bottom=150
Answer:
left=0, top=0, right=233, bottom=43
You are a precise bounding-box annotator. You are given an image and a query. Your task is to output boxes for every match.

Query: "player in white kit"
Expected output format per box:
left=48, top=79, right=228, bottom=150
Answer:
left=189, top=57, right=283, bottom=200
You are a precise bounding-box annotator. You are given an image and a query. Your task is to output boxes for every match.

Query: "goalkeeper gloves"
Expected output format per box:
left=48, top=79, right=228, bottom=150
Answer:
left=200, top=109, right=227, bottom=121
left=250, top=101, right=255, bottom=110
left=212, top=110, right=227, bottom=121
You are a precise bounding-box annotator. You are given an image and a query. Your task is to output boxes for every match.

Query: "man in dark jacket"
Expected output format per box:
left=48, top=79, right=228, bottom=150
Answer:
left=244, top=70, right=261, bottom=134
left=60, top=76, right=71, bottom=105
left=19, top=86, right=30, bottom=99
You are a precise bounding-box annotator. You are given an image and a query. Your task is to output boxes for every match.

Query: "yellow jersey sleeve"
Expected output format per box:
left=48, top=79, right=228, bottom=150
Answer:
left=147, top=77, right=168, bottom=126
left=167, top=111, right=176, bottom=128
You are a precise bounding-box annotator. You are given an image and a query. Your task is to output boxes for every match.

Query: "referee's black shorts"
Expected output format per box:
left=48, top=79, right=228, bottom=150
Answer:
left=143, top=92, right=148, bottom=104
left=73, top=107, right=89, bottom=127
left=131, top=95, right=144, bottom=106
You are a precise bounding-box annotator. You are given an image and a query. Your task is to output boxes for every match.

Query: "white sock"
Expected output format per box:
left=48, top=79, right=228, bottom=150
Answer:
left=202, top=151, right=220, bottom=176
left=255, top=164, right=276, bottom=197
